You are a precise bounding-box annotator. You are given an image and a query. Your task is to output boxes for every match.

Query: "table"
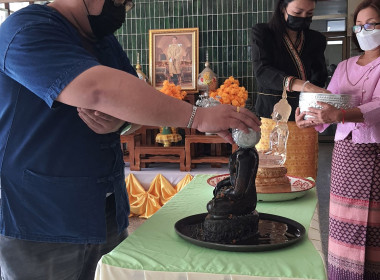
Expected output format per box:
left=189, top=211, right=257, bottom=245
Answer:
left=185, top=135, right=238, bottom=171
left=120, top=133, right=141, bottom=171
left=95, top=174, right=327, bottom=280
left=135, top=146, right=186, bottom=171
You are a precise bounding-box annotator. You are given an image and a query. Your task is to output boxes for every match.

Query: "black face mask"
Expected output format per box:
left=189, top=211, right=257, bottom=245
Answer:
left=286, top=12, right=312, bottom=31
left=84, top=0, right=126, bottom=39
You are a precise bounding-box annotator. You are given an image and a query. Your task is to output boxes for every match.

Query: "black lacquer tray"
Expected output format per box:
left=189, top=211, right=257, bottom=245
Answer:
left=175, top=213, right=305, bottom=252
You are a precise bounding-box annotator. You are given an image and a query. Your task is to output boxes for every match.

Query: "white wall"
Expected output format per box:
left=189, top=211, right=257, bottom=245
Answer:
left=0, top=1, right=46, bottom=25
left=347, top=0, right=362, bottom=35
left=0, top=8, right=7, bottom=25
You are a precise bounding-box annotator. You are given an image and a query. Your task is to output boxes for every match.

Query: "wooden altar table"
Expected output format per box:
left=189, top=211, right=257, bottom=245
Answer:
left=185, top=134, right=238, bottom=171
left=135, top=146, right=186, bottom=171
left=120, top=133, right=141, bottom=171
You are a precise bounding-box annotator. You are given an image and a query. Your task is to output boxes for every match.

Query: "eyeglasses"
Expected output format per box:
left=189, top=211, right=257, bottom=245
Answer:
left=352, top=22, right=380, bottom=33
left=112, top=0, right=135, bottom=12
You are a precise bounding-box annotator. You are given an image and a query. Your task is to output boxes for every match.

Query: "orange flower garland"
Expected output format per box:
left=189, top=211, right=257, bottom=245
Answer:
left=209, top=76, right=248, bottom=107
left=160, top=80, right=187, bottom=100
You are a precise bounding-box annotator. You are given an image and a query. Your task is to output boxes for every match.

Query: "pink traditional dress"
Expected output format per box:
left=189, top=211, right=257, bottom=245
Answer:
left=316, top=55, right=380, bottom=279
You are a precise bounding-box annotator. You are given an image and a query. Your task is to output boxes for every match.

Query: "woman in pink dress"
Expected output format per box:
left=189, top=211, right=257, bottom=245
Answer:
left=296, top=0, right=380, bottom=279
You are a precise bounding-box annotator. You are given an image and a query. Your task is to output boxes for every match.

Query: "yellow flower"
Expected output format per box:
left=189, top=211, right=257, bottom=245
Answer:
left=160, top=80, right=187, bottom=100
left=210, top=77, right=248, bottom=107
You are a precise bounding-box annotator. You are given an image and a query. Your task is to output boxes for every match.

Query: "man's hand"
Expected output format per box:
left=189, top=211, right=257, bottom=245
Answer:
left=192, top=105, right=262, bottom=144
left=77, top=108, right=125, bottom=134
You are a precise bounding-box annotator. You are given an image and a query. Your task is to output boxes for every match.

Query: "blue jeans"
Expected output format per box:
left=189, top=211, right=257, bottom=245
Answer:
left=0, top=194, right=128, bottom=280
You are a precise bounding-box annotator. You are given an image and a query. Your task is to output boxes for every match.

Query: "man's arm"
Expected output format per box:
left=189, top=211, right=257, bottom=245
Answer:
left=57, top=65, right=192, bottom=128
left=57, top=65, right=262, bottom=143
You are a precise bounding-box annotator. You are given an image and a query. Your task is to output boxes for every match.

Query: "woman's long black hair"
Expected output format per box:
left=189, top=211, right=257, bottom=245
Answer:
left=268, top=0, right=317, bottom=47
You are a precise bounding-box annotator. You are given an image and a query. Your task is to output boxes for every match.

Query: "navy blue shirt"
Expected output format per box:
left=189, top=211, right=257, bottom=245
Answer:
left=0, top=4, right=137, bottom=243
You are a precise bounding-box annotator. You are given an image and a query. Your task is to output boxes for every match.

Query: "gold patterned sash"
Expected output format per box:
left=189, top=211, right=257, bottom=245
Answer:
left=283, top=32, right=307, bottom=81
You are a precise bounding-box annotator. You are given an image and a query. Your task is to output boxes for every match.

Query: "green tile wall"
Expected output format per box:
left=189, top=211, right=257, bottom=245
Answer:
left=115, top=0, right=276, bottom=109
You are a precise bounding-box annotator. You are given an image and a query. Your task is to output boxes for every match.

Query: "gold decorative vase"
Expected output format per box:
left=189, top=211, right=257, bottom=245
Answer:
left=156, top=127, right=182, bottom=147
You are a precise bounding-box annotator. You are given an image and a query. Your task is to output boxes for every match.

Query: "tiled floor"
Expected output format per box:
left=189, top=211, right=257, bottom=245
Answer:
left=315, top=142, right=334, bottom=260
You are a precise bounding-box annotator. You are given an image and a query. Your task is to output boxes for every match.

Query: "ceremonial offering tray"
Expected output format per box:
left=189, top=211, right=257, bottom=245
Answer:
left=175, top=213, right=305, bottom=252
left=207, top=174, right=315, bottom=202
left=299, top=92, right=358, bottom=120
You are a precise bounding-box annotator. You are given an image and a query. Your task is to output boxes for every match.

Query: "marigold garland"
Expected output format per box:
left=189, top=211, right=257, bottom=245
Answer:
left=160, top=80, right=187, bottom=100
left=209, top=76, right=248, bottom=107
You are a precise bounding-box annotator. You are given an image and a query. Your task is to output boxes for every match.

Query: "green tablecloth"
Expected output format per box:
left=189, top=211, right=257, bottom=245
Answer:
left=97, top=174, right=327, bottom=280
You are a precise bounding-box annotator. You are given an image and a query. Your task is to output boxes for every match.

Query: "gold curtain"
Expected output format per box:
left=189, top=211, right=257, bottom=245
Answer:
left=126, top=173, right=193, bottom=218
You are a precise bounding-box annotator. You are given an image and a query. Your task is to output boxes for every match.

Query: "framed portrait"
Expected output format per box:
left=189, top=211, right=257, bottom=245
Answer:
left=149, top=28, right=199, bottom=92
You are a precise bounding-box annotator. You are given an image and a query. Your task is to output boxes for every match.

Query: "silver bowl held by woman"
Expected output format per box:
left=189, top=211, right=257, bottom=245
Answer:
left=299, top=92, right=359, bottom=120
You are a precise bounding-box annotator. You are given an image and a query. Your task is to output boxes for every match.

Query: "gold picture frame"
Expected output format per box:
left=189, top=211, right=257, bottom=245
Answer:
left=149, top=28, right=199, bottom=92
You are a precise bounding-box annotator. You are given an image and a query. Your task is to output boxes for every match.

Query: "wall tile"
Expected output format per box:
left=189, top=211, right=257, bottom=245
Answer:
left=116, top=0, right=276, bottom=108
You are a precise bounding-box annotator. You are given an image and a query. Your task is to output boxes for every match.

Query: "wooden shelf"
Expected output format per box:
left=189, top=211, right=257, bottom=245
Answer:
left=122, top=127, right=238, bottom=172
left=189, top=156, right=230, bottom=164
left=135, top=146, right=186, bottom=171
left=120, top=133, right=141, bottom=171
left=185, top=134, right=237, bottom=171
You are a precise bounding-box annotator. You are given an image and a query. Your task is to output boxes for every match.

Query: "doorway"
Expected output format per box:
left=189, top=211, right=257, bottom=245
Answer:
left=319, top=31, right=348, bottom=142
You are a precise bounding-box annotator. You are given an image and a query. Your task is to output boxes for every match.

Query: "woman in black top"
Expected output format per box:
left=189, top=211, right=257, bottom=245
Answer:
left=251, top=0, right=328, bottom=179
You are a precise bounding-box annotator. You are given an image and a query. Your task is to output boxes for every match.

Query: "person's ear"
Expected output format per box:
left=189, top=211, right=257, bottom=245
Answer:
left=282, top=7, right=288, bottom=20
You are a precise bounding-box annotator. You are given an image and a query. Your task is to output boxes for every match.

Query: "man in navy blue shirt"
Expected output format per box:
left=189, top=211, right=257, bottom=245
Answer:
left=0, top=0, right=261, bottom=279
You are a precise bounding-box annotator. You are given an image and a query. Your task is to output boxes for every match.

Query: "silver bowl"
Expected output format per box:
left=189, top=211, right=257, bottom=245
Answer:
left=299, top=92, right=358, bottom=120
left=232, top=128, right=261, bottom=148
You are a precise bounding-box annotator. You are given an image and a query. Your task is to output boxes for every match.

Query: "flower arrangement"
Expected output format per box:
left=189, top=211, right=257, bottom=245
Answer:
left=160, top=80, right=187, bottom=100
left=209, top=76, right=248, bottom=107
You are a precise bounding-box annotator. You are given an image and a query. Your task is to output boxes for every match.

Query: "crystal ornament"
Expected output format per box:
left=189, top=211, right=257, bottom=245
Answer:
left=264, top=87, right=291, bottom=165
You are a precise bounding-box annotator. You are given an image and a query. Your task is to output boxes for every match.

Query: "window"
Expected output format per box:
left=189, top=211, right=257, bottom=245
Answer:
left=327, top=19, right=346, bottom=32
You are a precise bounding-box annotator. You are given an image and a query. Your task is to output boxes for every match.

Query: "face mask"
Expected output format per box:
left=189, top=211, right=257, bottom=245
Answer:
left=356, top=29, right=380, bottom=51
left=85, top=0, right=126, bottom=39
left=286, top=12, right=312, bottom=31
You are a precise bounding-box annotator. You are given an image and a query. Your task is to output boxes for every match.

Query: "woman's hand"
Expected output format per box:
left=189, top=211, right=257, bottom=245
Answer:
left=77, top=108, right=125, bottom=134
left=192, top=105, right=262, bottom=144
left=295, top=107, right=318, bottom=128
left=303, top=82, right=331, bottom=93
left=306, top=102, right=341, bottom=124
left=291, top=79, right=331, bottom=93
